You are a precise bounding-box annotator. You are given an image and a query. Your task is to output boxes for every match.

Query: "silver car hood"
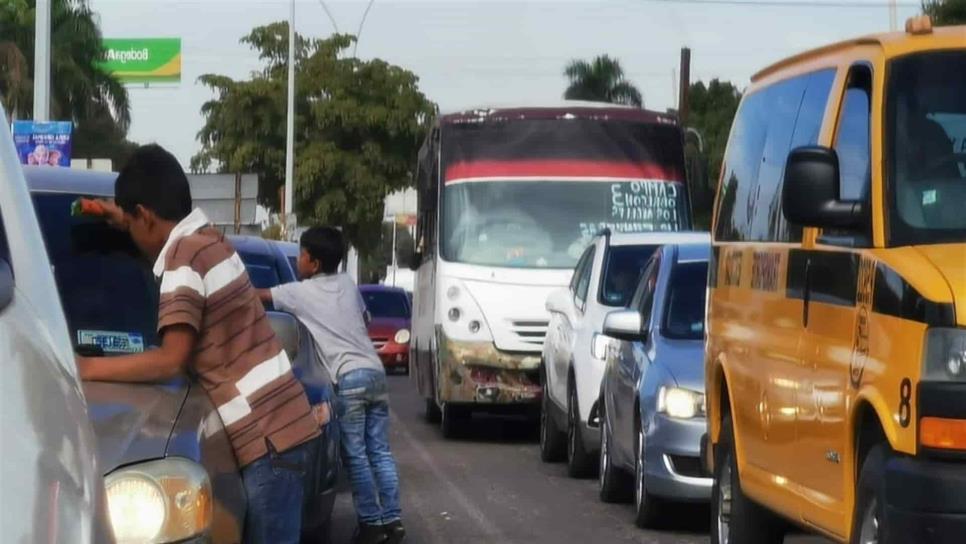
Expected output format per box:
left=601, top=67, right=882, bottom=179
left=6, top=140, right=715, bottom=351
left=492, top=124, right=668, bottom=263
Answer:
left=82, top=378, right=189, bottom=473
left=655, top=337, right=706, bottom=393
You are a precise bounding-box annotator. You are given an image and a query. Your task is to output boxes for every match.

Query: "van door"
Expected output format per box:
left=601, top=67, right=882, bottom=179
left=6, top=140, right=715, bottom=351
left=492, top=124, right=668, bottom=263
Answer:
left=796, top=62, right=874, bottom=534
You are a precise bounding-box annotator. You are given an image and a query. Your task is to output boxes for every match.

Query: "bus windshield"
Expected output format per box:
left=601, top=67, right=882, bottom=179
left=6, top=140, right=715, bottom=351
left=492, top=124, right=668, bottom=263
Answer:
left=888, top=50, right=966, bottom=246
left=441, top=179, right=688, bottom=269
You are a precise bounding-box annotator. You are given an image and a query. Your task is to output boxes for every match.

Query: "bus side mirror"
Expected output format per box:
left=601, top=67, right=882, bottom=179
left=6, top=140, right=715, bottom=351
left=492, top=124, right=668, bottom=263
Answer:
left=782, top=146, right=866, bottom=230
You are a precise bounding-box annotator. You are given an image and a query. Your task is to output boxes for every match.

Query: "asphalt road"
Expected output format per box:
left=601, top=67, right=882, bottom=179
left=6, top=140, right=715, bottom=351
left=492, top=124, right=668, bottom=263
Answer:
left=329, top=375, right=830, bottom=544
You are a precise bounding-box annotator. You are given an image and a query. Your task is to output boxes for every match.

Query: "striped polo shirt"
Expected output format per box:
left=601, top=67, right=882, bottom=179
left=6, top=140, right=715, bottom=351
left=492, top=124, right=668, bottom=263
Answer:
left=154, top=208, right=319, bottom=467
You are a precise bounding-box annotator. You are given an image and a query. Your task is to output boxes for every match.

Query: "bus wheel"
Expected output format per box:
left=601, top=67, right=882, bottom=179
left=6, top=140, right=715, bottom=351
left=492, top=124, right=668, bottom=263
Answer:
left=425, top=398, right=441, bottom=424
left=711, top=416, right=784, bottom=544
left=851, top=444, right=888, bottom=544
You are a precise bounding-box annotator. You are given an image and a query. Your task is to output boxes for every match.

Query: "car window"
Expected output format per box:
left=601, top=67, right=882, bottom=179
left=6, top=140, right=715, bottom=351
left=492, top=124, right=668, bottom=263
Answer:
left=598, top=244, right=658, bottom=307
left=33, top=193, right=159, bottom=351
left=234, top=248, right=283, bottom=289
left=636, top=255, right=661, bottom=326
left=835, top=66, right=872, bottom=202
left=362, top=290, right=411, bottom=318
left=662, top=262, right=709, bottom=340
left=574, top=246, right=596, bottom=305
left=569, top=245, right=591, bottom=293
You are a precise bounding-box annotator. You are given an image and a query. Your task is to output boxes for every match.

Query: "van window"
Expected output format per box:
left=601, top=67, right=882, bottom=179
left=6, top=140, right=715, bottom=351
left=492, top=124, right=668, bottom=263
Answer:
left=835, top=66, right=872, bottom=202
left=715, top=69, right=835, bottom=243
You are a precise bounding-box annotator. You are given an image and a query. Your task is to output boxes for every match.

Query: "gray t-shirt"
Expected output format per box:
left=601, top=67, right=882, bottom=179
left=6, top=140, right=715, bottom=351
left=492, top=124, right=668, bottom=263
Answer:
left=271, top=273, right=384, bottom=382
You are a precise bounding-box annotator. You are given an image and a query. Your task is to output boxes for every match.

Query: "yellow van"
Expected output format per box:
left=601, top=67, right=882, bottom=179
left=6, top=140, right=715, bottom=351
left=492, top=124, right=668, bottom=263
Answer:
left=704, top=18, right=965, bottom=544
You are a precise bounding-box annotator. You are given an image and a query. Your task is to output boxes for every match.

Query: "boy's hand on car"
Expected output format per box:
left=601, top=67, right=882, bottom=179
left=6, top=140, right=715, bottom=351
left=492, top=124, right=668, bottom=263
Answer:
left=97, top=199, right=128, bottom=231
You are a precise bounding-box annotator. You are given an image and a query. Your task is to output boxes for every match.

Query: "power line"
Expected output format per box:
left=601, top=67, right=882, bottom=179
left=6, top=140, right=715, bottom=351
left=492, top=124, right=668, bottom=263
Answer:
left=642, top=0, right=917, bottom=8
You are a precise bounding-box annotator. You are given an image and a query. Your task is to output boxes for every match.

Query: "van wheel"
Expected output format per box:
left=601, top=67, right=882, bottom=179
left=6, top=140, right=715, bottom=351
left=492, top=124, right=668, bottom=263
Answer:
left=598, top=411, right=632, bottom=503
left=425, top=398, right=441, bottom=424
left=851, top=444, right=888, bottom=544
left=441, top=403, right=468, bottom=439
left=634, top=424, right=665, bottom=528
left=711, top=417, right=784, bottom=544
left=567, top=382, right=596, bottom=478
left=539, top=376, right=566, bottom=462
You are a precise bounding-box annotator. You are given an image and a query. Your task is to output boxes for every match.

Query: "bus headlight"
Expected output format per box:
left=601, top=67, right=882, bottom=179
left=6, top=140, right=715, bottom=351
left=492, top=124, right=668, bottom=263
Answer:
left=924, top=328, right=966, bottom=381
left=657, top=386, right=705, bottom=419
left=105, top=458, right=212, bottom=544
left=394, top=329, right=411, bottom=344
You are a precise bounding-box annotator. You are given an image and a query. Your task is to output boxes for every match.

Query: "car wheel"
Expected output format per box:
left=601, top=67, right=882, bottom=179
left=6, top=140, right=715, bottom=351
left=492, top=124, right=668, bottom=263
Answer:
left=441, top=403, right=468, bottom=439
left=711, top=416, right=784, bottom=544
left=539, top=375, right=566, bottom=463
left=599, top=411, right=632, bottom=503
left=566, top=382, right=596, bottom=478
left=425, top=397, right=441, bottom=424
left=633, top=423, right=664, bottom=528
left=851, top=443, right=888, bottom=544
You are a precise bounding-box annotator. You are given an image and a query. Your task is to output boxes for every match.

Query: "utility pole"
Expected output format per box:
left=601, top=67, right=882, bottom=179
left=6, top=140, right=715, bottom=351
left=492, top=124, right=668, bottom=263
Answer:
left=33, top=0, right=51, bottom=121
left=284, top=0, right=296, bottom=236
left=678, top=47, right=691, bottom=127
left=889, top=0, right=898, bottom=31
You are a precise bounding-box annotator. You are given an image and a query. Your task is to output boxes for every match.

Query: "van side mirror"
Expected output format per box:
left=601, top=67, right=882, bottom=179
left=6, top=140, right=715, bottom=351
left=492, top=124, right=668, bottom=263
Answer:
left=602, top=310, right=645, bottom=342
left=0, top=258, right=13, bottom=312
left=782, top=146, right=866, bottom=230
left=267, top=311, right=300, bottom=361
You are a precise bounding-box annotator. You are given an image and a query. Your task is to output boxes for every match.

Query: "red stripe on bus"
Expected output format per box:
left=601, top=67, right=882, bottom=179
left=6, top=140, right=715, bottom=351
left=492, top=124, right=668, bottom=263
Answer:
left=444, top=160, right=680, bottom=183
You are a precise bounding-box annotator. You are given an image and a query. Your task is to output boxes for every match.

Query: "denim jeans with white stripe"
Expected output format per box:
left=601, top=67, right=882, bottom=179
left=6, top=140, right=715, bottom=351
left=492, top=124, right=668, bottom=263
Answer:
left=336, top=368, right=402, bottom=525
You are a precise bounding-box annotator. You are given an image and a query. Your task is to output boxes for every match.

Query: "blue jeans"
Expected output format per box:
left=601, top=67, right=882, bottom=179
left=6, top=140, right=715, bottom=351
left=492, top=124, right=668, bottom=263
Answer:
left=242, top=436, right=320, bottom=543
left=336, top=368, right=402, bottom=525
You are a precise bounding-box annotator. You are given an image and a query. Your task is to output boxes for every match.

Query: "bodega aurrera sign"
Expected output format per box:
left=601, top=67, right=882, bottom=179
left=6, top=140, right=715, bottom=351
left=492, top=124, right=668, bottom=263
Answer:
left=100, top=38, right=182, bottom=84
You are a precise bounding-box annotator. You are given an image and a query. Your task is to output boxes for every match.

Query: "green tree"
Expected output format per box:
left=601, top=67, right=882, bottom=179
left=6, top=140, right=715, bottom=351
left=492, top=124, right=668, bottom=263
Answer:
left=0, top=0, right=134, bottom=163
left=563, top=55, right=643, bottom=107
left=923, top=0, right=966, bottom=24
left=685, top=79, right=742, bottom=228
left=192, top=23, right=435, bottom=254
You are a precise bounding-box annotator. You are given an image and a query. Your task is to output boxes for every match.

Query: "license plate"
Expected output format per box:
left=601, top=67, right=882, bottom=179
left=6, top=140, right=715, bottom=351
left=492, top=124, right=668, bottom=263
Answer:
left=77, top=330, right=145, bottom=354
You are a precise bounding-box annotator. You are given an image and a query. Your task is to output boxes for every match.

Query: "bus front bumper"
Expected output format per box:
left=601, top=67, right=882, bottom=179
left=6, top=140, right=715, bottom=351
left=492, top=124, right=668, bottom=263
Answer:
left=437, top=335, right=541, bottom=404
left=884, top=453, right=966, bottom=543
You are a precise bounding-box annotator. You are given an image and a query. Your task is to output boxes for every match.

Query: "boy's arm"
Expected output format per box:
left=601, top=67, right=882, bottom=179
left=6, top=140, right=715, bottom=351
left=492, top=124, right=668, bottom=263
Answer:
left=77, top=324, right=196, bottom=382
left=257, top=289, right=273, bottom=304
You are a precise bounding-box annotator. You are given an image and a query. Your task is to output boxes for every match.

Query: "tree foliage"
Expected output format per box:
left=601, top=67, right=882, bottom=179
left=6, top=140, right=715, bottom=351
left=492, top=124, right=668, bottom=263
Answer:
left=193, top=23, right=435, bottom=253
left=923, top=0, right=966, bottom=24
left=563, top=55, right=643, bottom=107
left=0, top=0, right=134, bottom=164
left=685, top=79, right=742, bottom=227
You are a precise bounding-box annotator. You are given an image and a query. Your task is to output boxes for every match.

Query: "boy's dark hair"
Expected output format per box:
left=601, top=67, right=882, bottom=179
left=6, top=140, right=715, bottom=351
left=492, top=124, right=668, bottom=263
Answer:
left=300, top=226, right=345, bottom=274
left=114, top=144, right=192, bottom=221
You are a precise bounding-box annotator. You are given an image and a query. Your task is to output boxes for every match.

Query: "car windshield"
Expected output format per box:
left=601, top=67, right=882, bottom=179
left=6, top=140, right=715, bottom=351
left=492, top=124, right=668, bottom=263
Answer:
left=33, top=193, right=159, bottom=352
left=662, top=262, right=708, bottom=340
left=362, top=290, right=410, bottom=319
left=441, top=180, right=688, bottom=269
left=887, top=50, right=966, bottom=246
left=599, top=245, right=658, bottom=307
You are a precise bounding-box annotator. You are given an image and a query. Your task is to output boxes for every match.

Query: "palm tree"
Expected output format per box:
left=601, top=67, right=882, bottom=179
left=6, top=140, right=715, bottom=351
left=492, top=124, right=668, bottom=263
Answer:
left=563, top=55, right=643, bottom=107
left=0, top=0, right=129, bottom=130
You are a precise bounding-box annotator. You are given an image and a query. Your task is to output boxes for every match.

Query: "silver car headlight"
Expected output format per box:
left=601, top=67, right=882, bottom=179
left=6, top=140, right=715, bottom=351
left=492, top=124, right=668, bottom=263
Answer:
left=105, top=458, right=212, bottom=544
left=924, top=328, right=966, bottom=381
left=657, top=386, right=706, bottom=419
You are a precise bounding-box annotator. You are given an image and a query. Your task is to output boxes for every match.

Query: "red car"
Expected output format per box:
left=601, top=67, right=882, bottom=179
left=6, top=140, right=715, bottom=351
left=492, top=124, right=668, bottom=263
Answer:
left=360, top=285, right=412, bottom=374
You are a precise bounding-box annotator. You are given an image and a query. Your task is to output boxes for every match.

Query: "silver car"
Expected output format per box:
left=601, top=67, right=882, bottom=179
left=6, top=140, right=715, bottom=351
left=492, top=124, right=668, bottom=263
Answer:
left=596, top=239, right=711, bottom=529
left=0, top=113, right=113, bottom=542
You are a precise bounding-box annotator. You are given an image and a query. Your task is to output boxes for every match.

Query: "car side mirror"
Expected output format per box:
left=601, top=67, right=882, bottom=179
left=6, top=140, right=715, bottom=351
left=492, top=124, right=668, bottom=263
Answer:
left=602, top=310, right=644, bottom=342
left=782, top=146, right=866, bottom=230
left=0, top=258, right=12, bottom=311
left=267, top=311, right=300, bottom=361
left=545, top=288, right=572, bottom=315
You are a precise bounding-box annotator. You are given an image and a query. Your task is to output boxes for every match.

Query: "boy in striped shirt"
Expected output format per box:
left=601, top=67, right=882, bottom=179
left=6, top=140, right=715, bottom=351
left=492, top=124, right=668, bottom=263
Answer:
left=76, top=144, right=321, bottom=543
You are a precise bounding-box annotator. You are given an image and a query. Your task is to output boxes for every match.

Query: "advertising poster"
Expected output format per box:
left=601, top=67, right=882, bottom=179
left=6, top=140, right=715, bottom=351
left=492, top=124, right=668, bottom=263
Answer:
left=12, top=121, right=73, bottom=167
left=100, top=38, right=182, bottom=84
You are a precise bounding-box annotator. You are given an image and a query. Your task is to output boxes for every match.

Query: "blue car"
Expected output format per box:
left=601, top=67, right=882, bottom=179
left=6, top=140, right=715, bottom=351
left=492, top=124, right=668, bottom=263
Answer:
left=596, top=238, right=711, bottom=529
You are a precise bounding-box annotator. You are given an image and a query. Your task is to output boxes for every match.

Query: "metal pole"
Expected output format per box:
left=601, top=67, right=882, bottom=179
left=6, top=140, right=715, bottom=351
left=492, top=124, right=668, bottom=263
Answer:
left=889, top=0, right=897, bottom=31
left=678, top=48, right=691, bottom=127
left=391, top=220, right=397, bottom=287
left=33, top=0, right=51, bottom=121
left=284, top=0, right=296, bottom=231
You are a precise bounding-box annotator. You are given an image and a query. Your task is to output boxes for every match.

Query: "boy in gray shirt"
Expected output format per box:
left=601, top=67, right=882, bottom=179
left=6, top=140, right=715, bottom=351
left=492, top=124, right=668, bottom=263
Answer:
left=259, top=227, right=404, bottom=544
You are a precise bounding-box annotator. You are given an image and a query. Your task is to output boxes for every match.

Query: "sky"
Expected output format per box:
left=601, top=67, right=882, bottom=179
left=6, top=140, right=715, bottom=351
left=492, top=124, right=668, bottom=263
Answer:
left=87, top=0, right=923, bottom=168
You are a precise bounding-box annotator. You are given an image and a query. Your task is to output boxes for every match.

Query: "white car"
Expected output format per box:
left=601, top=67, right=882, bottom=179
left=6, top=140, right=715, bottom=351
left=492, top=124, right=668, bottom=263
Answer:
left=540, top=231, right=709, bottom=477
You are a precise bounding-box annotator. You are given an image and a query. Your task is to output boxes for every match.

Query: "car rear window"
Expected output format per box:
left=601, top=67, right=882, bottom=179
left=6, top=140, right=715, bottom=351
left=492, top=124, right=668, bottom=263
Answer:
left=234, top=247, right=283, bottom=289
left=662, top=262, right=708, bottom=340
left=362, top=290, right=410, bottom=318
left=33, top=193, right=159, bottom=350
left=599, top=245, right=658, bottom=307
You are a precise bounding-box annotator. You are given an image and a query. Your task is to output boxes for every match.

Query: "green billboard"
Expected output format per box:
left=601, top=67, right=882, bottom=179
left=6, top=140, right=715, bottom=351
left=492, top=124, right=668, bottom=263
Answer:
left=101, top=38, right=181, bottom=84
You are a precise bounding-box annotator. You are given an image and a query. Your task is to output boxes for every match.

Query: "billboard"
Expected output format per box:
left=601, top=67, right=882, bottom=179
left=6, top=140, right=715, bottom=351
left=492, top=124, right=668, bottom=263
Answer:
left=12, top=121, right=72, bottom=167
left=101, top=38, right=181, bottom=84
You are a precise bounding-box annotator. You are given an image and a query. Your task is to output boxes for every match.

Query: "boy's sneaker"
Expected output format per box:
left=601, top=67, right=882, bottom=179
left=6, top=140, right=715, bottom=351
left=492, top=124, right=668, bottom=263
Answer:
left=352, top=523, right=388, bottom=544
left=384, top=521, right=406, bottom=544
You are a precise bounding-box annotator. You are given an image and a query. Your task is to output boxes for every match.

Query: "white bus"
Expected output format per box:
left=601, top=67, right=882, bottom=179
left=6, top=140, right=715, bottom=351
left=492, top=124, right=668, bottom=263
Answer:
left=410, top=102, right=693, bottom=436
